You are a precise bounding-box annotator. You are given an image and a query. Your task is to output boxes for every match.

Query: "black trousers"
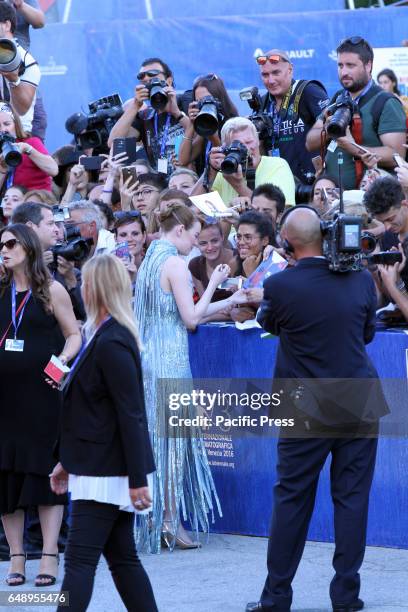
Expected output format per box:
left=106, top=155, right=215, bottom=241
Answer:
left=260, top=436, right=378, bottom=611
left=57, top=500, right=157, bottom=612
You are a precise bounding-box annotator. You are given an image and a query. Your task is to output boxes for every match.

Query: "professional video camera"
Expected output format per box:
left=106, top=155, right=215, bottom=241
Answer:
left=319, top=152, right=379, bottom=272
left=221, top=140, right=249, bottom=175
left=145, top=78, right=168, bottom=111
left=321, top=214, right=377, bottom=272
left=239, top=86, right=274, bottom=151
left=325, top=91, right=356, bottom=139
left=50, top=206, right=93, bottom=271
left=194, top=96, right=223, bottom=137
left=65, top=94, right=123, bottom=153
left=0, top=132, right=22, bottom=167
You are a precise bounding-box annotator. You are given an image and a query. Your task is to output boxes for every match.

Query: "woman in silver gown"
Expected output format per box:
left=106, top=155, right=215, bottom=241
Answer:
left=134, top=203, right=247, bottom=553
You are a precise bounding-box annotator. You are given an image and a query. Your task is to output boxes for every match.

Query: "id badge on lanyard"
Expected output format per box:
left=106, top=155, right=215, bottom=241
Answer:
left=4, top=283, right=32, bottom=352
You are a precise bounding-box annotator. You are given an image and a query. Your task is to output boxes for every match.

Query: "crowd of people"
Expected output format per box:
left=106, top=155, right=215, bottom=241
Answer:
left=0, top=3, right=407, bottom=607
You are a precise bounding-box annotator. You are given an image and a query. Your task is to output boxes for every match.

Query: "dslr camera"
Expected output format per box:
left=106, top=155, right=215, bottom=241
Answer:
left=50, top=206, right=93, bottom=272
left=146, top=78, right=168, bottom=111
left=325, top=91, right=356, bottom=139
left=65, top=94, right=123, bottom=153
left=194, top=96, right=223, bottom=137
left=239, top=86, right=274, bottom=151
left=221, top=140, right=249, bottom=175
left=0, top=132, right=22, bottom=167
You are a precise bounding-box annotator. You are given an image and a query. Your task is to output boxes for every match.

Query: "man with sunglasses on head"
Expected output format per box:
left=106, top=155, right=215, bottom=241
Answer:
left=306, top=37, right=406, bottom=191
left=255, top=50, right=329, bottom=195
left=108, top=57, right=190, bottom=176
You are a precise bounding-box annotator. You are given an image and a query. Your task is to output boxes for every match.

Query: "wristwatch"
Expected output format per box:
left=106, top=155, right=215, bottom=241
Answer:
left=175, top=111, right=187, bottom=123
left=25, top=145, right=33, bottom=156
left=9, top=77, right=21, bottom=88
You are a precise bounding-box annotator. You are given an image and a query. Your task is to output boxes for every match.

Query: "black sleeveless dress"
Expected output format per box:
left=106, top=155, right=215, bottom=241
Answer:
left=0, top=286, right=68, bottom=514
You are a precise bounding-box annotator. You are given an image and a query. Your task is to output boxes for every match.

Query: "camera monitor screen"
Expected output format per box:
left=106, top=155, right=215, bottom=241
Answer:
left=344, top=224, right=360, bottom=249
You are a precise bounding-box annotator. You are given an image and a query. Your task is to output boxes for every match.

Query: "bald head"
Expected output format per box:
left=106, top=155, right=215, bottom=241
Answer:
left=282, top=208, right=322, bottom=255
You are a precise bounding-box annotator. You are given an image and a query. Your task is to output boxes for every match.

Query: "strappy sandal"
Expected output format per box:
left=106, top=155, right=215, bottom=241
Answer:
left=6, top=553, right=26, bottom=586
left=35, top=552, right=59, bottom=587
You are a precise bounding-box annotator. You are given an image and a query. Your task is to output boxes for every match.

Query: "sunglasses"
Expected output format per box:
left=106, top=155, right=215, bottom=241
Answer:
left=256, top=54, right=289, bottom=66
left=193, top=73, right=218, bottom=87
left=114, top=210, right=142, bottom=221
left=339, top=36, right=366, bottom=46
left=0, top=238, right=20, bottom=251
left=137, top=69, right=163, bottom=80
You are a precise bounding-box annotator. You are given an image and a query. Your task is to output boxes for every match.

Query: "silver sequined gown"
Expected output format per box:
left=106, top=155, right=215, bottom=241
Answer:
left=134, top=239, right=221, bottom=553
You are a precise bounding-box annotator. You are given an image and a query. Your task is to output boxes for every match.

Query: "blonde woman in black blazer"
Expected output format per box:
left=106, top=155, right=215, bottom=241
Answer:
left=50, top=255, right=157, bottom=612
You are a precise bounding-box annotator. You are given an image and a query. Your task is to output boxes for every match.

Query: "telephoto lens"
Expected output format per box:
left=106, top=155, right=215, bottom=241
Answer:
left=0, top=133, right=22, bottom=167
left=194, top=96, right=220, bottom=137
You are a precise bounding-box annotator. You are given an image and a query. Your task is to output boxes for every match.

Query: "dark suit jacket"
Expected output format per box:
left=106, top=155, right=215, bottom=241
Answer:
left=257, top=257, right=388, bottom=424
left=58, top=317, right=155, bottom=488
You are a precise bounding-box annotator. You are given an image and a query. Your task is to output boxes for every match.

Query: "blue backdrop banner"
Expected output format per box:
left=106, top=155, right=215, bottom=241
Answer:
left=30, top=7, right=408, bottom=152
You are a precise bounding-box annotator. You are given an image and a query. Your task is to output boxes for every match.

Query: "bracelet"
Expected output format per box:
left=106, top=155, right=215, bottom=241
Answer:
left=102, top=189, right=113, bottom=193
left=182, top=136, right=193, bottom=142
left=25, top=145, right=33, bottom=156
left=175, top=112, right=187, bottom=123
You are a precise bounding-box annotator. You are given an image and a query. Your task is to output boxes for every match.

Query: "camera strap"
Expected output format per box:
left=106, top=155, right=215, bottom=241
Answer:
left=246, top=167, right=256, bottom=191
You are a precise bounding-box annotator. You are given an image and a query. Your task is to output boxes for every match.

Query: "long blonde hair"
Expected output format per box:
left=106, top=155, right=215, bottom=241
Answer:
left=82, top=255, right=142, bottom=349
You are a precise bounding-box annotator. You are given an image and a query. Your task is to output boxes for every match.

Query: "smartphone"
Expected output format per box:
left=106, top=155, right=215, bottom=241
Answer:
left=115, top=241, right=131, bottom=263
left=112, top=137, right=138, bottom=164
left=369, top=251, right=403, bottom=266
left=80, top=155, right=104, bottom=171
left=121, top=166, right=138, bottom=188
left=393, top=153, right=408, bottom=168
left=217, top=277, right=243, bottom=290
left=352, top=143, right=372, bottom=156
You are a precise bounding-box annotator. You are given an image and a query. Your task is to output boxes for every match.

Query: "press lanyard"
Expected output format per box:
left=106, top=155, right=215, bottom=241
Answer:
left=11, top=282, right=31, bottom=339
left=66, top=315, right=112, bottom=383
left=268, top=98, right=283, bottom=150
left=205, top=140, right=212, bottom=165
left=154, top=112, right=172, bottom=158
left=6, top=170, right=15, bottom=190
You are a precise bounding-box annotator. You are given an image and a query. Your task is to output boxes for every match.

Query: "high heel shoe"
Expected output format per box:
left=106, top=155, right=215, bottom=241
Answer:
left=35, top=552, right=59, bottom=587
left=6, top=553, right=26, bottom=586
left=161, top=522, right=201, bottom=550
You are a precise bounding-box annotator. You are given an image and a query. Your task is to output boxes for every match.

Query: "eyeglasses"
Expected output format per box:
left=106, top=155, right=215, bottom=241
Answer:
left=114, top=210, right=142, bottom=221
left=137, top=69, right=163, bottom=81
left=193, top=73, right=218, bottom=87
left=134, top=188, right=159, bottom=199
left=256, top=54, right=289, bottom=66
left=0, top=238, right=20, bottom=251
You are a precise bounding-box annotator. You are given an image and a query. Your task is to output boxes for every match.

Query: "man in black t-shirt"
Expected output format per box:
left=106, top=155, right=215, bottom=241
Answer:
left=256, top=49, right=329, bottom=186
left=108, top=57, right=190, bottom=175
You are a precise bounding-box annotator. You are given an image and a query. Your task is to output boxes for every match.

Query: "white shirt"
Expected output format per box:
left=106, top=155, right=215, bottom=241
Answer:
left=69, top=473, right=154, bottom=514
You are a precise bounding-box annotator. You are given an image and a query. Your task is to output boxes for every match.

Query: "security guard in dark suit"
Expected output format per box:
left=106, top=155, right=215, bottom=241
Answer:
left=246, top=207, right=387, bottom=612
